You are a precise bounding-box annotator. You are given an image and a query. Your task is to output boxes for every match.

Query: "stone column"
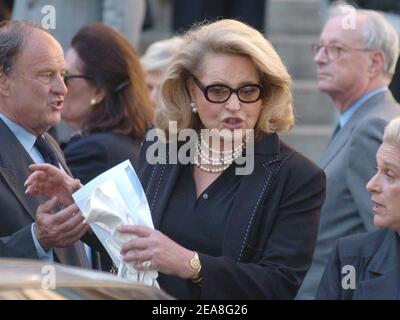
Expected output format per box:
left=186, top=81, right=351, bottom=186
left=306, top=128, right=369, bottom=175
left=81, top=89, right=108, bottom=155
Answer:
left=102, top=0, right=146, bottom=48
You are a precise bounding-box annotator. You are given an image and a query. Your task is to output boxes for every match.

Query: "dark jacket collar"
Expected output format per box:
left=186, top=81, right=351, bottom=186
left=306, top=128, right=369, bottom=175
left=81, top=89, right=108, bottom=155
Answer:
left=0, top=119, right=71, bottom=220
left=254, top=132, right=280, bottom=155
left=356, top=230, right=400, bottom=299
left=0, top=119, right=46, bottom=220
left=368, top=230, right=400, bottom=274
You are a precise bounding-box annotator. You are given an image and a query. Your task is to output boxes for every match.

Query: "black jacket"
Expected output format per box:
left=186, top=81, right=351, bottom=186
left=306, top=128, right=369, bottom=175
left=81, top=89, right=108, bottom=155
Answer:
left=316, top=229, right=400, bottom=300
left=63, top=131, right=141, bottom=185
left=139, top=132, right=326, bottom=299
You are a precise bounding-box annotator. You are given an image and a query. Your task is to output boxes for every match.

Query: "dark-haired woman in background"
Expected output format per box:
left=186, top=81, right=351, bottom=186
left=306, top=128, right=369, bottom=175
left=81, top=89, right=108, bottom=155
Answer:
left=62, top=23, right=153, bottom=184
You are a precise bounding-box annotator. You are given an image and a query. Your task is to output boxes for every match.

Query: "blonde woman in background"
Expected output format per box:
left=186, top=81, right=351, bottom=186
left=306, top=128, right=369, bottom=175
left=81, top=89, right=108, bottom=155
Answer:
left=141, top=36, right=183, bottom=109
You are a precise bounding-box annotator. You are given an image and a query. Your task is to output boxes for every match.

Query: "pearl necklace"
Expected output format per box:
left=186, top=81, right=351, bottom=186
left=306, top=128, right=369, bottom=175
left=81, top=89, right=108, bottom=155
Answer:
left=194, top=132, right=245, bottom=173
left=194, top=155, right=231, bottom=173
left=200, top=133, right=244, bottom=154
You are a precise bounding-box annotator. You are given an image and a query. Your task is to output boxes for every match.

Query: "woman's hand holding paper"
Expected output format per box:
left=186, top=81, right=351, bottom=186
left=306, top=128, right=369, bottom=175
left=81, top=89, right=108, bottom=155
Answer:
left=118, top=225, right=196, bottom=280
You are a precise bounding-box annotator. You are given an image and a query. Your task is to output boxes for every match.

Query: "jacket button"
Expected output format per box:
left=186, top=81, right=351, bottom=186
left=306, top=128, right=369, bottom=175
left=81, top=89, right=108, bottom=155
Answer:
left=203, top=193, right=208, bottom=200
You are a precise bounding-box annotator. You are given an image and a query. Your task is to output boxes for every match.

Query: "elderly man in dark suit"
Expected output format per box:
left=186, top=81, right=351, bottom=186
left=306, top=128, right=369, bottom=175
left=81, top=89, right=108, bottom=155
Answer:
left=297, top=6, right=400, bottom=299
left=0, top=21, right=90, bottom=266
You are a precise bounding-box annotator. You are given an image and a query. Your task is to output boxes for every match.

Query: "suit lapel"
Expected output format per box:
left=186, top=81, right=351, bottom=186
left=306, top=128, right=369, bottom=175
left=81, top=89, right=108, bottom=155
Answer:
left=148, top=162, right=183, bottom=229
left=320, top=91, right=391, bottom=169
left=223, top=155, right=281, bottom=261
left=0, top=120, right=47, bottom=220
left=320, top=123, right=353, bottom=169
left=222, top=134, right=283, bottom=261
left=0, top=166, right=47, bottom=221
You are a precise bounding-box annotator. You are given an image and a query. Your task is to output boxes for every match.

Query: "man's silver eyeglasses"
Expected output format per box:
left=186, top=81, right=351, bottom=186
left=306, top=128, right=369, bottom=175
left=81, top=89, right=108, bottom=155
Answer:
left=311, top=43, right=369, bottom=60
left=192, top=76, right=264, bottom=104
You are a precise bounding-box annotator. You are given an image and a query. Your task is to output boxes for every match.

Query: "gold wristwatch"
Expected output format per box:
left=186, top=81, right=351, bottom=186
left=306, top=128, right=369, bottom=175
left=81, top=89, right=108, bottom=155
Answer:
left=190, top=252, right=202, bottom=284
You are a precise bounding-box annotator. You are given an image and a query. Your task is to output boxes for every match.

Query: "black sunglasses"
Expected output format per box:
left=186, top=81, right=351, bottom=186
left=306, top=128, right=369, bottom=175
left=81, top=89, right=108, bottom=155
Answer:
left=192, top=76, right=264, bottom=104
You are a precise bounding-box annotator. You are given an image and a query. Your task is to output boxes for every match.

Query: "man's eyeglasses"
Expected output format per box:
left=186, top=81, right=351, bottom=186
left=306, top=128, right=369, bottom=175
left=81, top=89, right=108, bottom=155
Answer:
left=192, top=76, right=264, bottom=104
left=311, top=43, right=369, bottom=60
left=63, top=74, right=94, bottom=86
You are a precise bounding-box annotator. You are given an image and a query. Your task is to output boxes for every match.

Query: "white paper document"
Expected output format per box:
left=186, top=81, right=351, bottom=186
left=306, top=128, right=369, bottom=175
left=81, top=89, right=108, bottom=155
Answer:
left=72, top=160, right=159, bottom=288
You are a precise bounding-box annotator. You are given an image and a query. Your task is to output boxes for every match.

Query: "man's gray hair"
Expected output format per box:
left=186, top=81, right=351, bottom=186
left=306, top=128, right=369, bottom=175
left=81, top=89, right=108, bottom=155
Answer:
left=0, top=21, right=45, bottom=75
left=329, top=4, right=400, bottom=76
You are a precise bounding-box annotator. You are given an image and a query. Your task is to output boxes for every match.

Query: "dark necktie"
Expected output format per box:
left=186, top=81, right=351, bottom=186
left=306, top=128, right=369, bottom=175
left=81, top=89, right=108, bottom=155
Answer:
left=331, top=123, right=341, bottom=139
left=34, top=135, right=59, bottom=167
left=333, top=123, right=341, bottom=135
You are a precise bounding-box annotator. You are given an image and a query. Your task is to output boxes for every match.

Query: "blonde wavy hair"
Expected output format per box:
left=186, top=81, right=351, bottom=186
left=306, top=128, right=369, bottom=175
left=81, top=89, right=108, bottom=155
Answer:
left=155, top=19, right=294, bottom=140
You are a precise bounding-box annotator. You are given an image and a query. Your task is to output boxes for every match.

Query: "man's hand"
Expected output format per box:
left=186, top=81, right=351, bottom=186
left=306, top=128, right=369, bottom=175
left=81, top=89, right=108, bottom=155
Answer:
left=25, top=163, right=81, bottom=207
left=34, top=197, right=90, bottom=252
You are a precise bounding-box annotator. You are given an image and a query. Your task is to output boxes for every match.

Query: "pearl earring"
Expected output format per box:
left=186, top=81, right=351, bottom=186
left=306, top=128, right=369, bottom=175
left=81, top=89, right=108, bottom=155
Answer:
left=191, top=101, right=198, bottom=113
left=90, top=98, right=97, bottom=106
